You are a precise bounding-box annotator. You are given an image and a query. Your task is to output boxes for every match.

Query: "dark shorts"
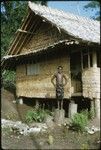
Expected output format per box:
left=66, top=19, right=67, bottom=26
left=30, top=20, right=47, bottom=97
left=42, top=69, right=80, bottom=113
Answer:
left=56, top=84, right=64, bottom=100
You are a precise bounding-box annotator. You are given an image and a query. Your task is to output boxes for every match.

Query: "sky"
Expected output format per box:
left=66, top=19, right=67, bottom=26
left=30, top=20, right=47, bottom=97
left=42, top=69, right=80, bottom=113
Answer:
left=48, top=1, right=99, bottom=19
left=1, top=1, right=99, bottom=20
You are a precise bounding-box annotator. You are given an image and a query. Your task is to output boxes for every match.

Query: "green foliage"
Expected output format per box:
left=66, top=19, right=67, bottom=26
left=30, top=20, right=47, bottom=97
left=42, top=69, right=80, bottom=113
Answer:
left=2, top=70, right=16, bottom=95
left=25, top=107, right=51, bottom=123
left=81, top=109, right=95, bottom=120
left=70, top=111, right=88, bottom=132
left=31, top=0, right=47, bottom=6
left=84, top=1, right=100, bottom=20
left=2, top=70, right=15, bottom=83
left=1, top=1, right=28, bottom=57
left=88, top=110, right=95, bottom=120
left=84, top=1, right=100, bottom=9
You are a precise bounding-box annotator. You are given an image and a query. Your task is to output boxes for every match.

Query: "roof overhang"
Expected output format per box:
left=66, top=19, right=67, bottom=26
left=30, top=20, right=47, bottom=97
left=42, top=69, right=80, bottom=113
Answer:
left=1, top=39, right=79, bottom=71
left=1, top=39, right=100, bottom=72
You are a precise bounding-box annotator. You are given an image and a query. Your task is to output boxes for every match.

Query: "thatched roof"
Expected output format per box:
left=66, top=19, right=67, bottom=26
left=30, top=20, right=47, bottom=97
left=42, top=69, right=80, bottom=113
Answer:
left=1, top=2, right=100, bottom=71
left=29, top=1, right=100, bottom=44
left=1, top=39, right=79, bottom=71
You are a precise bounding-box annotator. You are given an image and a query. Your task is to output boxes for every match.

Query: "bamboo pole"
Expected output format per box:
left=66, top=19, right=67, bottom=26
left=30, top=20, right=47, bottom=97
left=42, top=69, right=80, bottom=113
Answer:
left=17, top=17, right=43, bottom=54
left=17, top=29, right=35, bottom=35
left=10, top=12, right=33, bottom=55
left=23, top=17, right=43, bottom=48
left=14, top=14, right=39, bottom=55
left=7, top=11, right=31, bottom=55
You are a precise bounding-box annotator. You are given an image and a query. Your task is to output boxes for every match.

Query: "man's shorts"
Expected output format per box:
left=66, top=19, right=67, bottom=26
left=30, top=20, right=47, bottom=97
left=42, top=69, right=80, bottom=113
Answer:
left=56, top=84, right=64, bottom=100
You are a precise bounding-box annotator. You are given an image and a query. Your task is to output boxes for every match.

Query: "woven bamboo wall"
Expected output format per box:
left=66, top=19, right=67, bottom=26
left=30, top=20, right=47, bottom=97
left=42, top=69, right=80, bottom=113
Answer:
left=16, top=52, right=71, bottom=98
left=82, top=67, right=100, bottom=99
left=20, top=21, right=68, bottom=54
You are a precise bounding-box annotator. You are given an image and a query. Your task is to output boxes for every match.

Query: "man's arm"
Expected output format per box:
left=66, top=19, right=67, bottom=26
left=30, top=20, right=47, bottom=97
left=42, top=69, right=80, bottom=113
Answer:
left=63, top=74, right=68, bottom=86
left=51, top=74, right=56, bottom=87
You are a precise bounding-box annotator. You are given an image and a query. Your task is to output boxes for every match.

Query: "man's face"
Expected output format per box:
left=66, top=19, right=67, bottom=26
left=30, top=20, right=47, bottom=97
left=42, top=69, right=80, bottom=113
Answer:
left=58, top=67, right=63, bottom=73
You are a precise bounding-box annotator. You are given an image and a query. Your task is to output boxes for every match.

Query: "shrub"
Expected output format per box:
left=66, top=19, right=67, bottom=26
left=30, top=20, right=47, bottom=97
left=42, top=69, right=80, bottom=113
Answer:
left=88, top=110, right=95, bottom=120
left=2, top=70, right=16, bottom=96
left=25, top=109, right=35, bottom=123
left=70, top=111, right=88, bottom=132
left=25, top=107, right=52, bottom=123
left=81, top=109, right=95, bottom=120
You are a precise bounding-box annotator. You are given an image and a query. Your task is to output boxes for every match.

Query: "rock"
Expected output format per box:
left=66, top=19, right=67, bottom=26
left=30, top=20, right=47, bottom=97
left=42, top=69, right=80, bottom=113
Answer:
left=47, top=135, right=54, bottom=145
left=1, top=119, right=48, bottom=135
left=39, top=141, right=44, bottom=146
left=54, top=109, right=65, bottom=125
left=97, top=140, right=101, bottom=144
left=28, top=127, right=41, bottom=133
left=45, top=116, right=54, bottom=129
left=85, top=125, right=100, bottom=134
left=12, top=100, right=16, bottom=103
left=64, top=118, right=70, bottom=126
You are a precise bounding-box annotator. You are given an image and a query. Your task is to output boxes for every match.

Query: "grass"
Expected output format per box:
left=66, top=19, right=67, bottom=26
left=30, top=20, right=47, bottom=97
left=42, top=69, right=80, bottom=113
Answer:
left=70, top=111, right=88, bottom=132
left=25, top=107, right=52, bottom=123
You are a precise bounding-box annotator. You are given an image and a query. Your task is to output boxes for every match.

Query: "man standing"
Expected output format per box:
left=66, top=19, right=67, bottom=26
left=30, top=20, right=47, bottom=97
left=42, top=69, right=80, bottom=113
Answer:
left=51, top=66, right=68, bottom=109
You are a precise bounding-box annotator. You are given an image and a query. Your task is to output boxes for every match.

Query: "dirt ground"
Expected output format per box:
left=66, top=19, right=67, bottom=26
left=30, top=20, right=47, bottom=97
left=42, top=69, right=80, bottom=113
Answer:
left=1, top=88, right=101, bottom=149
left=1, top=125, right=100, bottom=149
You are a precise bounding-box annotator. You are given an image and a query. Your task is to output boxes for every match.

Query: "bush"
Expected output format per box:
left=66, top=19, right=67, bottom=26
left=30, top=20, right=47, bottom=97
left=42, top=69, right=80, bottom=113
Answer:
left=88, top=110, right=95, bottom=120
left=70, top=111, right=88, bottom=132
left=25, top=107, right=52, bottom=123
left=2, top=70, right=16, bottom=96
left=81, top=109, right=95, bottom=120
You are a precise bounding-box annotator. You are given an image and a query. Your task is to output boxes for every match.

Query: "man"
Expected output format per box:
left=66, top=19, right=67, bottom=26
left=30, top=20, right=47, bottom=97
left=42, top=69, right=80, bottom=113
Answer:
left=51, top=66, right=68, bottom=109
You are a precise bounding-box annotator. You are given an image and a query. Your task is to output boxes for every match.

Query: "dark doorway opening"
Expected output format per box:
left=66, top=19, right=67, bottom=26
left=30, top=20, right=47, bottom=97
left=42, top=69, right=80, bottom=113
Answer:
left=72, top=97, right=91, bottom=113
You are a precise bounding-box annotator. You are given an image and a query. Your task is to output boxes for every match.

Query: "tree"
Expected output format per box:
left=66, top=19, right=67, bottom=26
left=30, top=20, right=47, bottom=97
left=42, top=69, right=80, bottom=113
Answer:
left=84, top=1, right=100, bottom=20
left=1, top=1, right=27, bottom=57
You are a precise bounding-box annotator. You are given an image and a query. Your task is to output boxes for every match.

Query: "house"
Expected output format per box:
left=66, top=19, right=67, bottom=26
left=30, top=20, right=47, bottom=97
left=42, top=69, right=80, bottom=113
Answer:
left=2, top=2, right=100, bottom=119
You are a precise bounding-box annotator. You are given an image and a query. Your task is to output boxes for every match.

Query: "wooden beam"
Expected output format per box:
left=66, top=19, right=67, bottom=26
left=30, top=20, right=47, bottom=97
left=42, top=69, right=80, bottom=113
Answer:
left=15, top=16, right=42, bottom=55
left=7, top=11, right=31, bottom=55
left=10, top=12, right=34, bottom=55
left=22, top=18, right=42, bottom=50
left=15, top=14, right=37, bottom=55
left=17, top=29, right=35, bottom=35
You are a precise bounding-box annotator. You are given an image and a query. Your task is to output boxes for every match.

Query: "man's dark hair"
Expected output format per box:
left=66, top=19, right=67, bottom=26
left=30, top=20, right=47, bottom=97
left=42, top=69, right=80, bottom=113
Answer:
left=57, top=66, right=63, bottom=69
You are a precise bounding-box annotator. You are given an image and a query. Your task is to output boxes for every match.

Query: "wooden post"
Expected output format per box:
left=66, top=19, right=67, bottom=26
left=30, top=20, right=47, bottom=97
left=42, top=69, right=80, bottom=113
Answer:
left=68, top=101, right=77, bottom=118
left=18, top=97, right=23, bottom=105
left=35, top=99, right=39, bottom=109
left=92, top=51, right=97, bottom=68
